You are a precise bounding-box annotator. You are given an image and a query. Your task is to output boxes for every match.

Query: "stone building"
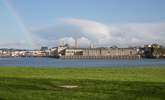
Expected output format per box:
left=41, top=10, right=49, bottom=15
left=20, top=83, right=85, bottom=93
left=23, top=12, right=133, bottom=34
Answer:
left=64, top=48, right=83, bottom=56
left=64, top=48, right=138, bottom=57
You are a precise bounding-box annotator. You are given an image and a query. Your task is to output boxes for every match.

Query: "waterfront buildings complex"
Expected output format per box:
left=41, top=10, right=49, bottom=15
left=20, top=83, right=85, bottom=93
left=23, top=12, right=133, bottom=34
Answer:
left=0, top=43, right=164, bottom=59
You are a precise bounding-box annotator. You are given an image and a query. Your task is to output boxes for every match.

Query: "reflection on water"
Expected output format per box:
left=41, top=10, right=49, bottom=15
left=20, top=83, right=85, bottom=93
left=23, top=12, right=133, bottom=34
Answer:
left=0, top=57, right=165, bottom=67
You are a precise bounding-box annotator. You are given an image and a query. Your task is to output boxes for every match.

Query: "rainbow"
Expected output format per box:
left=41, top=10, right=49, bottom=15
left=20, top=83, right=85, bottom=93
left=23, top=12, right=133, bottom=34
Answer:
left=2, top=0, right=37, bottom=49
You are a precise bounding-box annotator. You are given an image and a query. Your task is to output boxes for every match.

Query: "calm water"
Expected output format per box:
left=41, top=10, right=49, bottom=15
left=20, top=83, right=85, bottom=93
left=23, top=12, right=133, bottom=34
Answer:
left=0, top=57, right=165, bottom=67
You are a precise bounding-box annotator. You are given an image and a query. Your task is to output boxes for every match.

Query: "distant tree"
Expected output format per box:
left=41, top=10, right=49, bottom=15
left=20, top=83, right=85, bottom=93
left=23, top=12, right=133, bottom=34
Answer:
left=64, top=44, right=70, bottom=48
left=110, top=45, right=118, bottom=49
left=153, top=48, right=165, bottom=58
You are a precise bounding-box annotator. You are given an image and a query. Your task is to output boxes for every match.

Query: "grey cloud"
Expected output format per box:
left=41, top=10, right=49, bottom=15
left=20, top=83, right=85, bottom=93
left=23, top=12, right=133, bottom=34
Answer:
left=31, top=18, right=165, bottom=47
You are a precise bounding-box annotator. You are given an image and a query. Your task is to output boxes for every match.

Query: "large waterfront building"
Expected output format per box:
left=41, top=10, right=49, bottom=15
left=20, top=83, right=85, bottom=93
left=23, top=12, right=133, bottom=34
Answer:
left=63, top=48, right=139, bottom=57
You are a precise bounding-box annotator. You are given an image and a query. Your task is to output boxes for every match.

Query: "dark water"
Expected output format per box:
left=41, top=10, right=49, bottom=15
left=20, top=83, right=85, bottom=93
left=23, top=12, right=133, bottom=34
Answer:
left=0, top=57, right=165, bottom=67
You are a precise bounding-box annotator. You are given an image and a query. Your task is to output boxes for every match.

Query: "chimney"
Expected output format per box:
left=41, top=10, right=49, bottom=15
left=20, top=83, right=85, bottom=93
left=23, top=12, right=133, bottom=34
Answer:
left=75, top=39, right=78, bottom=48
left=90, top=43, right=95, bottom=48
left=62, top=41, right=64, bottom=46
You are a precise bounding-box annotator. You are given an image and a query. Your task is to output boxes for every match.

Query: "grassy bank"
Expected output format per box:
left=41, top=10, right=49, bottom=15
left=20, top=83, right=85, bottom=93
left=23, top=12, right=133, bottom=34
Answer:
left=0, top=67, right=165, bottom=100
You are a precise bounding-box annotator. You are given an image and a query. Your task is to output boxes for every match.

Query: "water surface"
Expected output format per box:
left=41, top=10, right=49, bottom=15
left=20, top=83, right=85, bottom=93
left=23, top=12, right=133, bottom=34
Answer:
left=0, top=57, right=165, bottom=67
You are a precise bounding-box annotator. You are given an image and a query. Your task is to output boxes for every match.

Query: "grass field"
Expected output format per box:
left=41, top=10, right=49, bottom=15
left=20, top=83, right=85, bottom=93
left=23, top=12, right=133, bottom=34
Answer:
left=0, top=67, right=165, bottom=100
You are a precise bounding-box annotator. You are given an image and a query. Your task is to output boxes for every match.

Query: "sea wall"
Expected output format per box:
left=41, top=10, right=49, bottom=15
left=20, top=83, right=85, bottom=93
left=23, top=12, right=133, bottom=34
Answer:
left=60, top=55, right=141, bottom=60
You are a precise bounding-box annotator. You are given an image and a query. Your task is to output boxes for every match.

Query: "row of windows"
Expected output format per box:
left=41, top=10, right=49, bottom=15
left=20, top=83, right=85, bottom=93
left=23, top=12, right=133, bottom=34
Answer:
left=66, top=51, right=83, bottom=53
left=66, top=50, right=136, bottom=54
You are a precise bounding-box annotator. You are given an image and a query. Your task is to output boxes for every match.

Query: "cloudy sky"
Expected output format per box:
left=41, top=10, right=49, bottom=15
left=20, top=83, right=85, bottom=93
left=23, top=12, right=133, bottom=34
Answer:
left=0, top=0, right=165, bottom=49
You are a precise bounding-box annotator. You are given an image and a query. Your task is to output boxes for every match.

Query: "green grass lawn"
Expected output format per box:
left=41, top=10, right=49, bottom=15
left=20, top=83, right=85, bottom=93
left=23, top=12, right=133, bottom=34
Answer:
left=0, top=67, right=165, bottom=100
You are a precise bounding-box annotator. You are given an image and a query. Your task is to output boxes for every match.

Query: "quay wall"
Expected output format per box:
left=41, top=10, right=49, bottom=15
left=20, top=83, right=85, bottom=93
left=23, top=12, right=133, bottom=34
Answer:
left=60, top=55, right=141, bottom=60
